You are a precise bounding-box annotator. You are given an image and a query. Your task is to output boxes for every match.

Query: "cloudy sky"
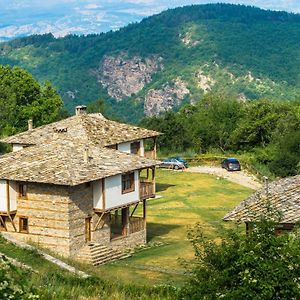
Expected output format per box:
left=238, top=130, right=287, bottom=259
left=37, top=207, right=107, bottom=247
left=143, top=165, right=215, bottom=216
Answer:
left=0, top=0, right=299, bottom=40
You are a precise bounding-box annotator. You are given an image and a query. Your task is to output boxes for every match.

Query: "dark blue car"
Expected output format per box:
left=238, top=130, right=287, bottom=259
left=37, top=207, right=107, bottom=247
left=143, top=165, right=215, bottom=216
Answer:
left=221, top=158, right=241, bottom=171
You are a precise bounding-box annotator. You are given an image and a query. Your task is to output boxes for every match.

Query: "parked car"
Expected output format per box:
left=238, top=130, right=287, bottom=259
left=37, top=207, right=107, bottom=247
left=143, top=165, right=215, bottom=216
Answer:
left=160, top=158, right=185, bottom=170
left=221, top=158, right=241, bottom=171
left=169, top=156, right=188, bottom=168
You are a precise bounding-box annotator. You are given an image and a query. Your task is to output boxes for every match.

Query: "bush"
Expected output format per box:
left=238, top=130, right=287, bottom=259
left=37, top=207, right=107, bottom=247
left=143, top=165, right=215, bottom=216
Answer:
left=0, top=257, right=38, bottom=299
left=180, top=218, right=300, bottom=299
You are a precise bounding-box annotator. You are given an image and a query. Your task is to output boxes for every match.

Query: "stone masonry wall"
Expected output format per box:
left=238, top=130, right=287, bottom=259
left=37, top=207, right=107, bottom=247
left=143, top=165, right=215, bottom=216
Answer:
left=68, top=182, right=111, bottom=257
left=5, top=182, right=71, bottom=256
left=2, top=180, right=147, bottom=259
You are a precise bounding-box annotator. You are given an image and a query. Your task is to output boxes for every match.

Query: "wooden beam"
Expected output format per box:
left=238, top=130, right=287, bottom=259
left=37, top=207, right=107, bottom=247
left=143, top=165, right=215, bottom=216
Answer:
left=143, top=199, right=146, bottom=221
left=130, top=203, right=139, bottom=217
left=94, top=212, right=105, bottom=231
left=0, top=215, right=7, bottom=231
left=152, top=167, right=156, bottom=194
left=7, top=213, right=17, bottom=232
left=102, top=179, right=106, bottom=210
left=153, top=137, right=157, bottom=159
left=6, top=180, right=10, bottom=213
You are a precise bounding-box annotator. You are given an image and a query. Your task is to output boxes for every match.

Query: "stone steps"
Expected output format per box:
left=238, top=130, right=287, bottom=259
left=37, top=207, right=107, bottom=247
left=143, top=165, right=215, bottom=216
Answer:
left=77, top=243, right=130, bottom=266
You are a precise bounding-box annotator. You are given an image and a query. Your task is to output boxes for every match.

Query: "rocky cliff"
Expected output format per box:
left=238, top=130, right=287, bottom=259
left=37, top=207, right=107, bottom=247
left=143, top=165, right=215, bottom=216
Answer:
left=97, top=54, right=162, bottom=101
left=144, top=78, right=190, bottom=116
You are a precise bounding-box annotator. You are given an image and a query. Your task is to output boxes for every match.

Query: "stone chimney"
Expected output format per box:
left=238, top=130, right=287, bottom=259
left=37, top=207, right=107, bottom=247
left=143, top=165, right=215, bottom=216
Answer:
left=75, top=105, right=87, bottom=116
left=28, top=119, right=33, bottom=131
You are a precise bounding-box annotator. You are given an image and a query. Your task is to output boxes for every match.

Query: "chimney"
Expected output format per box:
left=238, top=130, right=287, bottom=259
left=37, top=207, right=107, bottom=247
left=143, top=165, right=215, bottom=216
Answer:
left=75, top=105, right=87, bottom=116
left=84, top=147, right=89, bottom=163
left=28, top=119, right=33, bottom=131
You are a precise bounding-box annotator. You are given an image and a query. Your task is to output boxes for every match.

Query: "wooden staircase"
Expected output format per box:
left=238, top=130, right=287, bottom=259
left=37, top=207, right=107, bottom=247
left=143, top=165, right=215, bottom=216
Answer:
left=76, top=243, right=130, bottom=266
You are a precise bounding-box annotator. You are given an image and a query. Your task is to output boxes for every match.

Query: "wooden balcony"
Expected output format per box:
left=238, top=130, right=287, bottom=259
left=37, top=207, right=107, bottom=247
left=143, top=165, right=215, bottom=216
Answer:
left=140, top=181, right=155, bottom=200
left=144, top=150, right=156, bottom=159
left=129, top=217, right=145, bottom=234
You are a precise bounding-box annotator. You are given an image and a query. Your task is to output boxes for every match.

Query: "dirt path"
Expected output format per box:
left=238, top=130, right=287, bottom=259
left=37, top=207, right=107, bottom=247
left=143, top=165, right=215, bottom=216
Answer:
left=186, top=166, right=262, bottom=190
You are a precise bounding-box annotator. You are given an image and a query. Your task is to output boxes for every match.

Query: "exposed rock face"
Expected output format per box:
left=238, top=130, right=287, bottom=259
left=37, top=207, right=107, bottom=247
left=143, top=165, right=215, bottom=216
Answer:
left=144, top=78, right=190, bottom=117
left=98, top=54, right=162, bottom=101
left=195, top=70, right=216, bottom=93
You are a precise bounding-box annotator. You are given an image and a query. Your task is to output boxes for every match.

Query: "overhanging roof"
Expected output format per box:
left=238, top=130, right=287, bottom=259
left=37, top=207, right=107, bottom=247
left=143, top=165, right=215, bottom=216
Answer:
left=223, top=175, right=300, bottom=224
left=0, top=138, right=160, bottom=186
left=0, top=113, right=160, bottom=146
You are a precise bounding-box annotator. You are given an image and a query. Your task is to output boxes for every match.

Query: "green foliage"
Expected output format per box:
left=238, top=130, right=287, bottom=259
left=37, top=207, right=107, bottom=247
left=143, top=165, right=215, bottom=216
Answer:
left=87, top=98, right=106, bottom=114
left=0, top=65, right=63, bottom=138
left=1, top=4, right=300, bottom=120
left=141, top=96, right=300, bottom=177
left=268, top=130, right=300, bottom=177
left=180, top=218, right=300, bottom=299
left=0, top=258, right=38, bottom=299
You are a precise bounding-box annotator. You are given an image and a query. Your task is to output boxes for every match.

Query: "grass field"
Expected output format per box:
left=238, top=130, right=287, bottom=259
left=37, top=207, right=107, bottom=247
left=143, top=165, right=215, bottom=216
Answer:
left=94, top=169, right=253, bottom=286
left=0, top=169, right=253, bottom=298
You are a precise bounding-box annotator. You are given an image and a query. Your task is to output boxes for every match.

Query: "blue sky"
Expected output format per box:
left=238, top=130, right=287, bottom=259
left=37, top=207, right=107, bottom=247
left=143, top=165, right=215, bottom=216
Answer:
left=0, top=1, right=299, bottom=40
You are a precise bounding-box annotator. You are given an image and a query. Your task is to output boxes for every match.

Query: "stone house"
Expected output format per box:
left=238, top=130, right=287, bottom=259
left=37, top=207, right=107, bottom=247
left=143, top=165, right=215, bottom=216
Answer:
left=223, top=175, right=300, bottom=235
left=0, top=106, right=161, bottom=264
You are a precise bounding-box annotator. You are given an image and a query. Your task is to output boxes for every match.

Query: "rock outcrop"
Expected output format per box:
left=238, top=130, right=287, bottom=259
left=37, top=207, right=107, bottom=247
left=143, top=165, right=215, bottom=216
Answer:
left=97, top=54, right=162, bottom=101
left=144, top=78, right=190, bottom=117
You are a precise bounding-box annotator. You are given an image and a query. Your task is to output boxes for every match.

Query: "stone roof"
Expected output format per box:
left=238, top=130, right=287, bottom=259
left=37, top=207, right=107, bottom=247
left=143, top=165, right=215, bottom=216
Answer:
left=0, top=113, right=160, bottom=146
left=223, top=175, right=300, bottom=224
left=0, top=138, right=160, bottom=186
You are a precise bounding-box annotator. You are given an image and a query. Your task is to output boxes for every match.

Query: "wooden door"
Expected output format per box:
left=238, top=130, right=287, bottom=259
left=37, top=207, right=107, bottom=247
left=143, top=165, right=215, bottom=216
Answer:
left=85, top=217, right=92, bottom=242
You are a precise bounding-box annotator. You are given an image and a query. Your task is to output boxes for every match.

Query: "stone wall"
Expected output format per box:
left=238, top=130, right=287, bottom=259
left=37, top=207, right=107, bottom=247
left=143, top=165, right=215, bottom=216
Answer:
left=68, top=183, right=111, bottom=256
left=4, top=182, right=71, bottom=256
left=111, top=229, right=146, bottom=250
left=2, top=181, right=147, bottom=259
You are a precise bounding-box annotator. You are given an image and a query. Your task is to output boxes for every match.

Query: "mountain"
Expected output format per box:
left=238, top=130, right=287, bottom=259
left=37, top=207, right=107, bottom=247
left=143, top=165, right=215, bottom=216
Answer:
left=1, top=4, right=300, bottom=122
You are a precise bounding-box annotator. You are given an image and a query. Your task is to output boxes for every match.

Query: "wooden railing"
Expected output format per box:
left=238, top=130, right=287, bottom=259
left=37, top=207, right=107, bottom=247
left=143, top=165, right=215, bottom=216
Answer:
left=144, top=150, right=156, bottom=159
left=140, top=181, right=155, bottom=200
left=129, top=217, right=145, bottom=234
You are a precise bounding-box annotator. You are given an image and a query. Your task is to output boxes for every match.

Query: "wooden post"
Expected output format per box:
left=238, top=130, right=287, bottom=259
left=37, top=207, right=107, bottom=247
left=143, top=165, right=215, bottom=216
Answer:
left=153, top=137, right=157, bottom=159
left=152, top=167, right=156, bottom=195
left=143, top=199, right=146, bottom=222
left=6, top=180, right=10, bottom=213
left=122, top=207, right=129, bottom=236
left=102, top=179, right=106, bottom=210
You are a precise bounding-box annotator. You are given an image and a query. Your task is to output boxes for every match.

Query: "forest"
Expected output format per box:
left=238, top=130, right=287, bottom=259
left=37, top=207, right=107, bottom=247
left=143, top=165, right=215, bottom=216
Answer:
left=0, top=4, right=300, bottom=121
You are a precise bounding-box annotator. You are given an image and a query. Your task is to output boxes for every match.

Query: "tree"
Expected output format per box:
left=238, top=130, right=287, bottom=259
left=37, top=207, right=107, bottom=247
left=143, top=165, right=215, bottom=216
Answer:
left=180, top=218, right=300, bottom=299
left=268, top=130, right=300, bottom=177
left=0, top=66, right=63, bottom=138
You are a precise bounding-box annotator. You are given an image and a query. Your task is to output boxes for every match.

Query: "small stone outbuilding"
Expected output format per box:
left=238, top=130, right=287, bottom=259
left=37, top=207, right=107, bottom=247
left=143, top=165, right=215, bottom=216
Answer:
left=223, top=175, right=300, bottom=234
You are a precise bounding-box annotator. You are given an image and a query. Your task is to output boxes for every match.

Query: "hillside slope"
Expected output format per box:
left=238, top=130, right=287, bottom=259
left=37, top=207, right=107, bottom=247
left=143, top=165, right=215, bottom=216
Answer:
left=1, top=4, right=300, bottom=122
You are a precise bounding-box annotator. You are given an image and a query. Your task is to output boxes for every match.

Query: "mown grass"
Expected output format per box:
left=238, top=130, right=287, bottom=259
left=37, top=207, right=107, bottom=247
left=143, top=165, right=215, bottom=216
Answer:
left=0, top=169, right=252, bottom=298
left=94, top=169, right=252, bottom=285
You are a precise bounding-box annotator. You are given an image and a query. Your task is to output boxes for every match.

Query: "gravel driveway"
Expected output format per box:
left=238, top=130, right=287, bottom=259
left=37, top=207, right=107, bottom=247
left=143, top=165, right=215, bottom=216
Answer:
left=187, top=166, right=262, bottom=190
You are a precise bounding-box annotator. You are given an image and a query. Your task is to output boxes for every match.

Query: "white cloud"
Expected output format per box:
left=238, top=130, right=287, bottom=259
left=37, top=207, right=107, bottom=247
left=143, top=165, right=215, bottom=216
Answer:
left=0, top=0, right=300, bottom=41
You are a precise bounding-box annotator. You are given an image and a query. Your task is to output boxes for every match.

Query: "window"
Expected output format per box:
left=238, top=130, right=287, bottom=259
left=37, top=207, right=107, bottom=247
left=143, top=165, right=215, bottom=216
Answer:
left=19, top=217, right=28, bottom=233
left=18, top=183, right=27, bottom=198
left=122, top=172, right=135, bottom=194
left=130, top=141, right=140, bottom=155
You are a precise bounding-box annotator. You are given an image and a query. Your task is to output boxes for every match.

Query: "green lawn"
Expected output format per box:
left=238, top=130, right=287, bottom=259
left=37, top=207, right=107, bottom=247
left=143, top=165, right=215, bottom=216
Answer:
left=96, top=169, right=253, bottom=286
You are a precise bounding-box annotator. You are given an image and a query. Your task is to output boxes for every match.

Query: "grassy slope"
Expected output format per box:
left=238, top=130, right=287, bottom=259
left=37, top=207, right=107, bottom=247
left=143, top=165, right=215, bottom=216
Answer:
left=97, top=170, right=252, bottom=285
left=0, top=170, right=252, bottom=298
